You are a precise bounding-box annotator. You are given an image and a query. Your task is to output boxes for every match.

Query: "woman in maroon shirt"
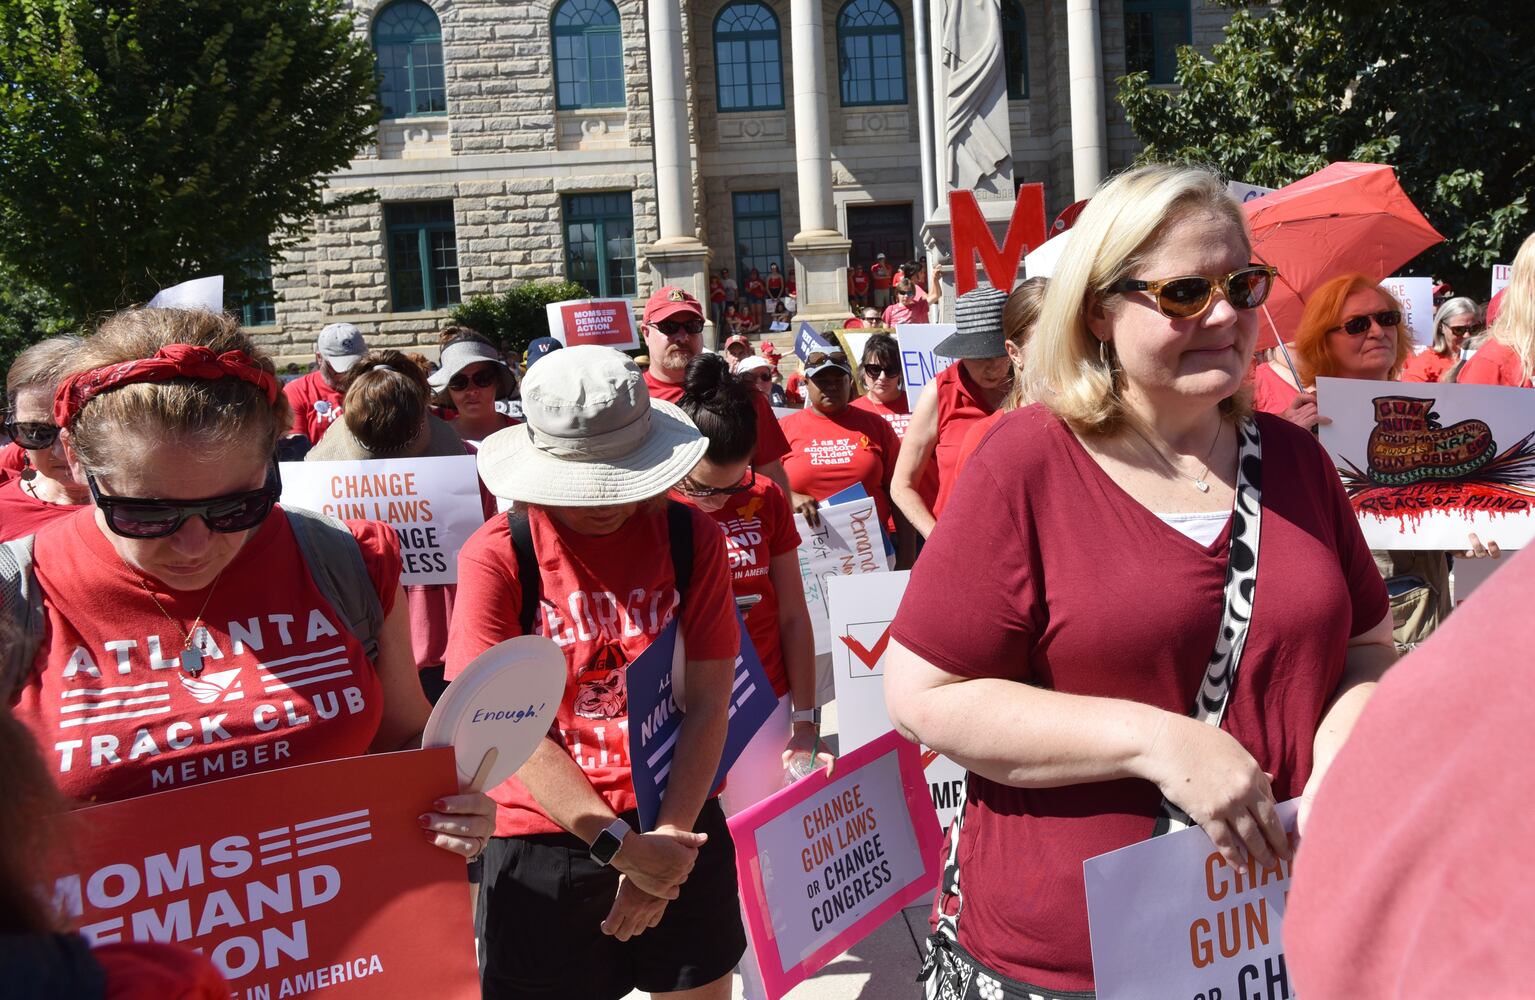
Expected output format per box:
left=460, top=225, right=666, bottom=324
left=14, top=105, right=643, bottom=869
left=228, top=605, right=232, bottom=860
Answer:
left=884, top=165, right=1395, bottom=998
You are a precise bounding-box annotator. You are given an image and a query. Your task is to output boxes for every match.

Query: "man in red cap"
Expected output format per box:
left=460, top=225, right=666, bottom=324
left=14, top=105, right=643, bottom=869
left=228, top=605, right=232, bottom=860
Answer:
left=642, top=285, right=791, bottom=493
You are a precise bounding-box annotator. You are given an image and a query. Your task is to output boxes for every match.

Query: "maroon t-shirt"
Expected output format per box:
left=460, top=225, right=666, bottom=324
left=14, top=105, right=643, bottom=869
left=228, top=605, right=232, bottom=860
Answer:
left=890, top=406, right=1388, bottom=992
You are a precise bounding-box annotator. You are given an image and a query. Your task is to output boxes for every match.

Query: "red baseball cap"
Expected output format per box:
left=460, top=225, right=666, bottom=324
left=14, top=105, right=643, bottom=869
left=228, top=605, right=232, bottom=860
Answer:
left=759, top=341, right=781, bottom=357
left=724, top=334, right=751, bottom=350
left=643, top=285, right=704, bottom=325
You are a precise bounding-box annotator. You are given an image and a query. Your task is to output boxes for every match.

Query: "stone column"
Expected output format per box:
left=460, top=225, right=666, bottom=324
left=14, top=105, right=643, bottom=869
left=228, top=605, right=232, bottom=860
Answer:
left=643, top=0, right=714, bottom=341
left=1067, top=0, right=1108, bottom=200
left=786, top=0, right=852, bottom=325
left=913, top=0, right=938, bottom=222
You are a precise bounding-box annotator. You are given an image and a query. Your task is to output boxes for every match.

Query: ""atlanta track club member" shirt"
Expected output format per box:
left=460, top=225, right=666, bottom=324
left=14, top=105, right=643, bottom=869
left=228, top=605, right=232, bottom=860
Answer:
left=15, top=507, right=399, bottom=806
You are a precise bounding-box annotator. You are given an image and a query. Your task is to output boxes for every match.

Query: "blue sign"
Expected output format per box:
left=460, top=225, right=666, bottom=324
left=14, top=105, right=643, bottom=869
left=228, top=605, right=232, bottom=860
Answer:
left=795, top=321, right=835, bottom=362
left=627, top=613, right=780, bottom=831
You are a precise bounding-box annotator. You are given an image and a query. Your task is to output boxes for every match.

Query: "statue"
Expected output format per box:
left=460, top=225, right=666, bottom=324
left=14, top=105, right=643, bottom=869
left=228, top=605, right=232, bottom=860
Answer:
left=939, top=0, right=1013, bottom=197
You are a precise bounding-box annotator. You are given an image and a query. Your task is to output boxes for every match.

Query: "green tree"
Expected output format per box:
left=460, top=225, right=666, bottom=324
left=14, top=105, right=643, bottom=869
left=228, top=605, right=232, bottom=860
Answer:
left=0, top=0, right=379, bottom=321
left=1119, top=1, right=1535, bottom=291
left=451, top=281, right=590, bottom=361
left=0, top=262, right=77, bottom=383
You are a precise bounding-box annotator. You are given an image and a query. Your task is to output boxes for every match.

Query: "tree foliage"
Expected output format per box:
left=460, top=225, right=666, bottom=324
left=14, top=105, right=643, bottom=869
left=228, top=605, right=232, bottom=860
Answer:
left=1120, top=0, right=1535, bottom=291
left=0, top=0, right=379, bottom=321
left=0, top=263, right=77, bottom=382
left=451, top=281, right=591, bottom=361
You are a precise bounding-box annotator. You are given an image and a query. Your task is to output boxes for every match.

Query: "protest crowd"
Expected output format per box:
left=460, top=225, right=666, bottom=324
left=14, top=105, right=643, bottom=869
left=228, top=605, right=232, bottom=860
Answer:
left=3, top=160, right=1533, bottom=1000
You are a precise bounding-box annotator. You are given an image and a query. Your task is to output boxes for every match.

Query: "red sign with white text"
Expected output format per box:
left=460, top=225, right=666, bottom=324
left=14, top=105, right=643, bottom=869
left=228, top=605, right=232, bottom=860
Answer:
left=546, top=298, right=640, bottom=350
left=55, top=749, right=479, bottom=999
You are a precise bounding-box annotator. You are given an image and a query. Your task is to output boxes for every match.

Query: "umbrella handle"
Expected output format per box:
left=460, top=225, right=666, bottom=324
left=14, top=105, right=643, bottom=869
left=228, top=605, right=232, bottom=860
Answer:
left=1261, top=304, right=1306, bottom=389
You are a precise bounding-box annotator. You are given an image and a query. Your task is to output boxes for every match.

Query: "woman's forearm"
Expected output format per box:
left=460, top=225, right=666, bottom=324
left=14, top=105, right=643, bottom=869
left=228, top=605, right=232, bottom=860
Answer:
left=1312, top=637, right=1396, bottom=774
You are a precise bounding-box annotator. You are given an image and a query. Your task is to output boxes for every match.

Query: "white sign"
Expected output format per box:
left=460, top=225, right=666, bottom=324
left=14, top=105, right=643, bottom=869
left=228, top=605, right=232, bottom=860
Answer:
left=1492, top=263, right=1513, bottom=299
left=280, top=454, right=485, bottom=585
left=1317, top=376, right=1535, bottom=550
left=545, top=297, right=640, bottom=351
left=1023, top=230, right=1070, bottom=278
left=1085, top=801, right=1298, bottom=1000
left=1226, top=180, right=1276, bottom=203
left=894, top=324, right=957, bottom=409
left=1380, top=275, right=1434, bottom=345
left=828, top=572, right=967, bottom=830
left=149, top=275, right=224, bottom=312
left=794, top=495, right=890, bottom=656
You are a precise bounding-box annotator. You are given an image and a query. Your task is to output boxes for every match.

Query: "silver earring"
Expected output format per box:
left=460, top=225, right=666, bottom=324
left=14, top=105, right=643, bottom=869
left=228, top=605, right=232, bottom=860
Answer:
left=1099, top=339, right=1111, bottom=367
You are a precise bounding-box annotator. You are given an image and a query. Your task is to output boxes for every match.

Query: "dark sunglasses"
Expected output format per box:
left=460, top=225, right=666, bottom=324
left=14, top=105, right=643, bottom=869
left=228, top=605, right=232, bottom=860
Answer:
left=4, top=420, right=60, bottom=450
left=87, top=464, right=282, bottom=539
left=1107, top=265, right=1277, bottom=319
left=1446, top=322, right=1484, bottom=336
left=805, top=351, right=849, bottom=367
left=862, top=363, right=899, bottom=379
left=448, top=369, right=500, bottom=393
left=1329, top=310, right=1401, bottom=336
left=656, top=318, right=705, bottom=337
left=675, top=468, right=756, bottom=498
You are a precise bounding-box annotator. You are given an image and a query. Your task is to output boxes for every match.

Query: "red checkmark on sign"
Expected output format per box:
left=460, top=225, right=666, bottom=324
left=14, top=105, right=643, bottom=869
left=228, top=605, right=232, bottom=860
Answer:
left=839, top=626, right=892, bottom=670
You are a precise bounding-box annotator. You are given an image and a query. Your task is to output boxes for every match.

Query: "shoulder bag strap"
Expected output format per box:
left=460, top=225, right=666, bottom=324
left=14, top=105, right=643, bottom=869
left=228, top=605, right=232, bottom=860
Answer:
left=0, top=535, right=43, bottom=702
left=506, top=508, right=541, bottom=636
left=285, top=507, right=385, bottom=662
left=1154, top=417, right=1264, bottom=835
left=666, top=501, right=693, bottom=606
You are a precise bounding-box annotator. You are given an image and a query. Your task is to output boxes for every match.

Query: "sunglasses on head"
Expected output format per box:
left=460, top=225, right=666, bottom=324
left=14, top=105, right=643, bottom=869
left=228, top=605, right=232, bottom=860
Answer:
left=87, top=464, right=282, bottom=540
left=1107, top=265, right=1277, bottom=319
left=4, top=420, right=60, bottom=450
left=805, top=351, right=849, bottom=368
left=656, top=318, right=705, bottom=337
left=1329, top=310, right=1401, bottom=336
left=862, top=363, right=899, bottom=379
left=675, top=468, right=756, bottom=498
left=448, top=368, right=500, bottom=393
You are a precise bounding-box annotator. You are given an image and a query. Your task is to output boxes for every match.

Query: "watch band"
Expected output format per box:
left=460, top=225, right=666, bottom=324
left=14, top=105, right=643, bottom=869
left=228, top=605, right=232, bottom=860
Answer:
left=589, top=817, right=630, bottom=867
left=791, top=708, right=821, bottom=725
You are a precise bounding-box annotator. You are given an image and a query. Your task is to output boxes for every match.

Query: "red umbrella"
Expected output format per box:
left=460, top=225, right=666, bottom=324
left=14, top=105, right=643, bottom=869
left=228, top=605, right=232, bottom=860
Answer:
left=1243, top=162, right=1444, bottom=349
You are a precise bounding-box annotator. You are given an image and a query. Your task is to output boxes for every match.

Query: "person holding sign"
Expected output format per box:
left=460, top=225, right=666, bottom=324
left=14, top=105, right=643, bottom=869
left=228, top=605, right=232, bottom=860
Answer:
left=890, top=285, right=1013, bottom=537
left=431, top=328, right=520, bottom=443
left=883, top=165, right=1396, bottom=999
left=641, top=285, right=792, bottom=497
left=1459, top=231, right=1535, bottom=387
left=0, top=337, right=89, bottom=541
left=448, top=345, right=746, bottom=1000
left=5, top=309, right=494, bottom=853
left=1400, top=296, right=1483, bottom=383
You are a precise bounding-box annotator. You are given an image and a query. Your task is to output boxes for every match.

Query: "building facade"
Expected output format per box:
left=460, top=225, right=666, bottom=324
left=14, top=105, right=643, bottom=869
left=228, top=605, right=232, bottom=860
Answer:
left=250, top=0, right=1241, bottom=363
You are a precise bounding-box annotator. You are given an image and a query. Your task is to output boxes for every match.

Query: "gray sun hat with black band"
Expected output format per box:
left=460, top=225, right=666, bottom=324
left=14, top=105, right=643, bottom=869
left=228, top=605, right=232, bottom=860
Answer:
left=429, top=339, right=517, bottom=397
left=935, top=284, right=1009, bottom=359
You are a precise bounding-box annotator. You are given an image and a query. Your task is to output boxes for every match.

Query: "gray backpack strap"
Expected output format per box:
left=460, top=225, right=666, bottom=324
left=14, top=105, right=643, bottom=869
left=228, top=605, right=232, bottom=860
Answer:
left=0, top=535, right=44, bottom=702
left=285, top=507, right=385, bottom=662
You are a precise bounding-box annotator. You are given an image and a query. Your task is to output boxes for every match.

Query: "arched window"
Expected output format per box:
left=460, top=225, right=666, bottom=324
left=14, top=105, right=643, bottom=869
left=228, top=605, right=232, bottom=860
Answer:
left=1002, top=0, right=1029, bottom=99
left=373, top=1, right=446, bottom=118
left=714, top=2, right=784, bottom=112
left=553, top=0, right=626, bottom=110
left=837, top=0, right=905, bottom=107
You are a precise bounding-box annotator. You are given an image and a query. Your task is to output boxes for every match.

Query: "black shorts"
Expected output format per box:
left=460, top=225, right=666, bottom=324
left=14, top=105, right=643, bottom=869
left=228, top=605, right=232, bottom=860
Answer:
left=476, top=799, right=746, bottom=1000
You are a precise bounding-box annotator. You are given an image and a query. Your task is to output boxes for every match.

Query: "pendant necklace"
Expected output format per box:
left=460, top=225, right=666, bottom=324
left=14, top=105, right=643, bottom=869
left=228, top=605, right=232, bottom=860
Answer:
left=1130, top=420, right=1223, bottom=493
left=135, top=570, right=225, bottom=676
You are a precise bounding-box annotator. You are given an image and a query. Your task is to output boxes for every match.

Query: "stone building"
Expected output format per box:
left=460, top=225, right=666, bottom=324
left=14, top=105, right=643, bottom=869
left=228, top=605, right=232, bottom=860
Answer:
left=249, top=0, right=1243, bottom=364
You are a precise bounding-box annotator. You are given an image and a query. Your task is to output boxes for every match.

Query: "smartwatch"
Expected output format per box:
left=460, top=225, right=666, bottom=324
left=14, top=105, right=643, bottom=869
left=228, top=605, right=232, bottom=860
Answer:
left=589, top=817, right=631, bottom=867
left=791, top=708, right=821, bottom=726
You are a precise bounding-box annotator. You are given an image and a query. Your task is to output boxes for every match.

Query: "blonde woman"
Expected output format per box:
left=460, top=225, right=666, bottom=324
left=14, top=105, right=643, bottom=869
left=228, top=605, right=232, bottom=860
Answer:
left=1459, top=231, right=1535, bottom=386
left=883, top=165, right=1394, bottom=999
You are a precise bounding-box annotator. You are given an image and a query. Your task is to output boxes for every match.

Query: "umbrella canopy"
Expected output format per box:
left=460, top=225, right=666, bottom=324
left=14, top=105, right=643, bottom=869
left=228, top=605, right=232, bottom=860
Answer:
left=1244, top=162, right=1443, bottom=348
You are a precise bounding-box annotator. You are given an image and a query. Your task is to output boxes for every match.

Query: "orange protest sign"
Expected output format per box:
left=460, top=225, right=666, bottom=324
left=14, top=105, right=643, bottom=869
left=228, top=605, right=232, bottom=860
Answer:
left=56, top=749, right=479, bottom=999
left=949, top=184, right=1047, bottom=295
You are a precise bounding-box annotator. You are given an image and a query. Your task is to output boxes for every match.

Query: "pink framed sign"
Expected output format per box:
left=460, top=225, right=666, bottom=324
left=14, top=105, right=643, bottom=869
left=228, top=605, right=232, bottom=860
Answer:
left=727, top=730, right=944, bottom=999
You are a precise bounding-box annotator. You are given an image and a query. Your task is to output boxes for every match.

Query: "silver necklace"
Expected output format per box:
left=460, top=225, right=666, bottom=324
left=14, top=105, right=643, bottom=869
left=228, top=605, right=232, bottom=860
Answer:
left=134, top=570, right=225, bottom=676
left=1129, top=420, right=1223, bottom=493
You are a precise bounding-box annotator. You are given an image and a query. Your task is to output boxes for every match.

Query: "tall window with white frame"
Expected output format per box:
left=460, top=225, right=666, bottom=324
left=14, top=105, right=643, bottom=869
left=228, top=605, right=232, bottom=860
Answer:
left=563, top=193, right=636, bottom=298
left=1123, top=0, right=1191, bottom=85
left=385, top=202, right=461, bottom=312
left=553, top=0, right=626, bottom=110
left=374, top=0, right=447, bottom=119
left=714, top=2, right=784, bottom=112
left=837, top=0, right=907, bottom=107
left=732, top=191, right=784, bottom=283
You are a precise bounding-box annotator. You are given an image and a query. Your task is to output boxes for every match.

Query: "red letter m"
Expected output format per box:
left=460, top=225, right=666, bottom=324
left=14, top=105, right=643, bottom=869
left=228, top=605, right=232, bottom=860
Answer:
left=950, top=184, right=1047, bottom=295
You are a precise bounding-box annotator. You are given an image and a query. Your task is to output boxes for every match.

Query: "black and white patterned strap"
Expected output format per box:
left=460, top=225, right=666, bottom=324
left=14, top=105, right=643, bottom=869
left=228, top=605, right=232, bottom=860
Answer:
left=1154, top=417, right=1263, bottom=835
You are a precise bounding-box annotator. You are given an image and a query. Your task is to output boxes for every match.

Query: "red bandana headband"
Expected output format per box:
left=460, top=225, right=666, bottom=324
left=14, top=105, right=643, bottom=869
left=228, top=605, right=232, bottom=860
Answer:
left=54, top=343, right=279, bottom=428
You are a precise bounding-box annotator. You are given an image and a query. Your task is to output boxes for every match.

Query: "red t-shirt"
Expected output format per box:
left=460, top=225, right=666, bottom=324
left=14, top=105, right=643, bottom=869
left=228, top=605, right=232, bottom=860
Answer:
left=709, top=279, right=726, bottom=304
left=0, top=477, right=84, bottom=541
left=644, top=369, right=790, bottom=467
left=682, top=479, right=801, bottom=697
left=882, top=300, right=928, bottom=326
left=15, top=507, right=399, bottom=806
left=852, top=393, right=939, bottom=508
left=0, top=441, right=26, bottom=482
left=1399, top=348, right=1456, bottom=384
left=870, top=263, right=893, bottom=289
left=1250, top=361, right=1303, bottom=414
left=745, top=277, right=767, bottom=299
left=849, top=272, right=870, bottom=295
left=444, top=505, right=739, bottom=837
left=953, top=407, right=1002, bottom=477
left=890, top=407, right=1388, bottom=992
left=779, top=405, right=901, bottom=527
left=283, top=370, right=345, bottom=444
left=1457, top=338, right=1531, bottom=387
left=97, top=941, right=231, bottom=1000
left=931, top=363, right=997, bottom=518
left=1287, top=546, right=1535, bottom=997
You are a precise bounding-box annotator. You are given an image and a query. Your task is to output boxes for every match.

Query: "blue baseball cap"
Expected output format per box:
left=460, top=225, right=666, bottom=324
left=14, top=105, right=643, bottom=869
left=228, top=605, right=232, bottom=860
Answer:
left=525, top=336, right=563, bottom=367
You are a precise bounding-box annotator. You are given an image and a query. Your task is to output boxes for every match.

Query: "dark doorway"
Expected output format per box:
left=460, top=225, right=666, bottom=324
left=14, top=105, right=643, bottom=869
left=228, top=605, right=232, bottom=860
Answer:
left=847, top=203, right=914, bottom=269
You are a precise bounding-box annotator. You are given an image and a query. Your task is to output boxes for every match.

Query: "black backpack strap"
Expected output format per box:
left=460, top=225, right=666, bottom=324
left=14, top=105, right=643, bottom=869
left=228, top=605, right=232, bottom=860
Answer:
left=507, top=508, right=541, bottom=636
left=666, top=501, right=693, bottom=606
left=0, top=535, right=43, bottom=702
